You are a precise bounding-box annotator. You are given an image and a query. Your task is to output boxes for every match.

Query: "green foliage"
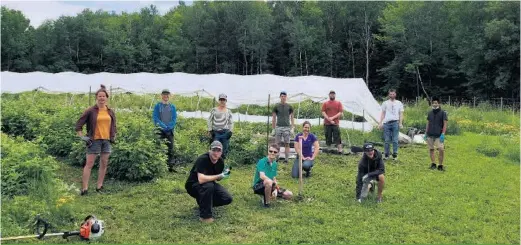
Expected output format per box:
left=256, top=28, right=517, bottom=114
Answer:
left=38, top=107, right=81, bottom=157
left=1, top=134, right=59, bottom=198
left=1, top=133, right=75, bottom=237
left=1, top=2, right=519, bottom=99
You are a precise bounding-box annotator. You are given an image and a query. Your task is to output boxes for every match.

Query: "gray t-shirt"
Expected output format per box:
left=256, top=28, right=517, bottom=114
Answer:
left=160, top=104, right=172, bottom=125
left=273, top=103, right=294, bottom=127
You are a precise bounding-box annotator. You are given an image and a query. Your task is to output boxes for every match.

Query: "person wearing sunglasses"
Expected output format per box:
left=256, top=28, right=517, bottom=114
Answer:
left=185, top=141, right=233, bottom=223
left=252, top=144, right=293, bottom=207
left=207, top=93, right=234, bottom=159
left=355, top=143, right=386, bottom=203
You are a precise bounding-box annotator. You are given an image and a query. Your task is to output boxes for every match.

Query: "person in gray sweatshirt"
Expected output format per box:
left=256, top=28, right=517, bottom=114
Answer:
left=207, top=94, right=234, bottom=159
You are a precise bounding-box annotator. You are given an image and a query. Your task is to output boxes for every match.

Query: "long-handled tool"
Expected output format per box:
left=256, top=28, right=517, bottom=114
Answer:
left=1, top=215, right=105, bottom=242
left=298, top=137, right=303, bottom=198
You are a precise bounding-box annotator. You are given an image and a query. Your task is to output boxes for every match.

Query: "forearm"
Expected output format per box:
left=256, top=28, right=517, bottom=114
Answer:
left=272, top=116, right=276, bottom=128
left=198, top=174, right=220, bottom=184
left=379, top=112, right=385, bottom=124
left=399, top=112, right=404, bottom=124
left=442, top=121, right=447, bottom=134
left=291, top=115, right=295, bottom=128
left=76, top=131, right=83, bottom=137
left=331, top=112, right=342, bottom=120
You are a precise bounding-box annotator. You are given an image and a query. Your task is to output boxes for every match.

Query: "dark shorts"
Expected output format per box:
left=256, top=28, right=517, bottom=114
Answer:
left=324, top=125, right=341, bottom=145
left=253, top=180, right=286, bottom=198
left=87, top=139, right=112, bottom=154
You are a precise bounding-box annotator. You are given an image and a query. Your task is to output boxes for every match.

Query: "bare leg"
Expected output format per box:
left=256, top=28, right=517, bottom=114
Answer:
left=438, top=149, right=444, bottom=165
left=263, top=179, right=273, bottom=204
left=97, top=153, right=110, bottom=189
left=377, top=175, right=385, bottom=200
left=82, top=154, right=97, bottom=191
left=285, top=143, right=290, bottom=162
left=430, top=149, right=436, bottom=163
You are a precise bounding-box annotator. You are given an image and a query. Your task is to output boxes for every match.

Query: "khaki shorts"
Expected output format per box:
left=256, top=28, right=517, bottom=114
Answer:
left=427, top=137, right=444, bottom=150
left=275, top=126, right=291, bottom=144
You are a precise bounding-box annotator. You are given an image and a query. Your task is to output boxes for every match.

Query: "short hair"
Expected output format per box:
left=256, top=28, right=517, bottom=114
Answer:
left=302, top=121, right=311, bottom=127
left=269, top=144, right=279, bottom=151
left=388, top=88, right=396, bottom=93
left=431, top=96, right=440, bottom=103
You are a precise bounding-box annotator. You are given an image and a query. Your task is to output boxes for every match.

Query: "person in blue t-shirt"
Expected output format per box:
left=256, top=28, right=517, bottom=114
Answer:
left=292, top=121, right=320, bottom=178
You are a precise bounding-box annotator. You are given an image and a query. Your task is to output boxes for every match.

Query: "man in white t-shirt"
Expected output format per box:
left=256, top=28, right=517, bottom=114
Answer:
left=378, top=89, right=404, bottom=160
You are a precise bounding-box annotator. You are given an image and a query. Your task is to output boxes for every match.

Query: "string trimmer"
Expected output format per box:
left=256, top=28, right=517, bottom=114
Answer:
left=1, top=214, right=105, bottom=242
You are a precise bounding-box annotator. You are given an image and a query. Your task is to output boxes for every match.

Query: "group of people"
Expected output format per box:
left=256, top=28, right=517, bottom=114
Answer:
left=75, top=85, right=448, bottom=223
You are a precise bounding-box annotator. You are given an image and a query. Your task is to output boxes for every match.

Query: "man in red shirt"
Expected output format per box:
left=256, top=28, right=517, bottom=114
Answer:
left=321, top=91, right=344, bottom=153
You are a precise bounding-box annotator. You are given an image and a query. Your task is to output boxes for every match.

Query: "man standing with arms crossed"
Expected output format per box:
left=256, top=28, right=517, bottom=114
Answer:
left=321, top=90, right=344, bottom=154
left=378, top=89, right=404, bottom=160
left=271, top=91, right=295, bottom=163
left=424, top=96, right=448, bottom=171
left=153, top=89, right=177, bottom=171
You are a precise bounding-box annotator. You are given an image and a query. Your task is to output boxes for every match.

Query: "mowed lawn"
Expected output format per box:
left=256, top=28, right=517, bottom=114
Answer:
left=24, top=133, right=519, bottom=244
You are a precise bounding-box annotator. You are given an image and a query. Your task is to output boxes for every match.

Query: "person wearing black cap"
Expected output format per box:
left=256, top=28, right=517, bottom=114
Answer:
left=355, top=143, right=385, bottom=203
left=152, top=89, right=178, bottom=171
left=321, top=90, right=344, bottom=153
left=271, top=91, right=295, bottom=163
left=185, top=141, right=233, bottom=223
left=207, top=93, right=234, bottom=159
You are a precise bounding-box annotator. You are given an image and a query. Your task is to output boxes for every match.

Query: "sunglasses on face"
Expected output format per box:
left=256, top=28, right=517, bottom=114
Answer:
left=211, top=148, right=222, bottom=152
left=268, top=150, right=278, bottom=154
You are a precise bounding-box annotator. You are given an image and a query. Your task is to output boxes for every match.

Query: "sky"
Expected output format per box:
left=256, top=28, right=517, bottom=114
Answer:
left=1, top=0, right=190, bottom=27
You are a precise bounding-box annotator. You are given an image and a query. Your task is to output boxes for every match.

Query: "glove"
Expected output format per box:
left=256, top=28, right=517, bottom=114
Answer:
left=362, top=174, right=370, bottom=183
left=440, top=133, right=445, bottom=143
left=218, top=167, right=231, bottom=181
left=423, top=134, right=428, bottom=141
left=357, top=199, right=362, bottom=203
left=80, top=136, right=92, bottom=147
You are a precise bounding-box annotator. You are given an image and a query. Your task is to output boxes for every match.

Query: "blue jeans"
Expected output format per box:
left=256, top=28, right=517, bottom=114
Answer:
left=212, top=129, right=231, bottom=159
left=383, top=121, right=399, bottom=156
left=291, top=157, right=314, bottom=178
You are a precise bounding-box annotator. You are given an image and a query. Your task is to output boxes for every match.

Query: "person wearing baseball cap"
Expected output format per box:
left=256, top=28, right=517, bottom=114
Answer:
left=185, top=141, right=233, bottom=223
left=207, top=93, right=234, bottom=159
left=355, top=143, right=385, bottom=203
left=152, top=88, right=178, bottom=172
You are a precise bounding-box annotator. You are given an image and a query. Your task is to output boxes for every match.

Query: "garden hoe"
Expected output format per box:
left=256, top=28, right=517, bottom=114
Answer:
left=1, top=214, right=105, bottom=242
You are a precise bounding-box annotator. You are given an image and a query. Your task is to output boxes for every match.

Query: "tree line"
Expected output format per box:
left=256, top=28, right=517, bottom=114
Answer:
left=1, top=1, right=519, bottom=100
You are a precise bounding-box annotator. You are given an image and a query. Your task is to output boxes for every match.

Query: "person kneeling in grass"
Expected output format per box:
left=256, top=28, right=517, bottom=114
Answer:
left=252, top=144, right=293, bottom=207
left=292, top=121, right=320, bottom=178
left=185, top=141, right=233, bottom=223
left=424, top=96, right=448, bottom=171
left=356, top=143, right=385, bottom=203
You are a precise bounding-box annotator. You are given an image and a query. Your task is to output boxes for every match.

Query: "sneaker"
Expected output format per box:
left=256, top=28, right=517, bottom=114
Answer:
left=430, top=163, right=437, bottom=170
left=392, top=154, right=397, bottom=160
left=283, top=160, right=288, bottom=164
left=305, top=171, right=311, bottom=178
left=437, top=165, right=445, bottom=171
left=383, top=155, right=389, bottom=160
left=377, top=197, right=383, bottom=203
left=96, top=186, right=104, bottom=193
left=80, top=189, right=88, bottom=196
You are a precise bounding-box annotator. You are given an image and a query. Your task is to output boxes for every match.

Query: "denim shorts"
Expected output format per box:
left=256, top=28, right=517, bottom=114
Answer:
left=87, top=139, right=112, bottom=154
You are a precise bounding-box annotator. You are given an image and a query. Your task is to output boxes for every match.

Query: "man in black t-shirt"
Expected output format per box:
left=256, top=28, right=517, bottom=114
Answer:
left=185, top=141, right=233, bottom=223
left=424, top=96, right=448, bottom=171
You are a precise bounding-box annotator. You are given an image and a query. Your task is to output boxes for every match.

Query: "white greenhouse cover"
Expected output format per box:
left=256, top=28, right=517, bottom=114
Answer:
left=1, top=71, right=383, bottom=125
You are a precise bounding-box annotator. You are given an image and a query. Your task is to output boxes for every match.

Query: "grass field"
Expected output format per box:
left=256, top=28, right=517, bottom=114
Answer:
left=8, top=132, right=518, bottom=244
